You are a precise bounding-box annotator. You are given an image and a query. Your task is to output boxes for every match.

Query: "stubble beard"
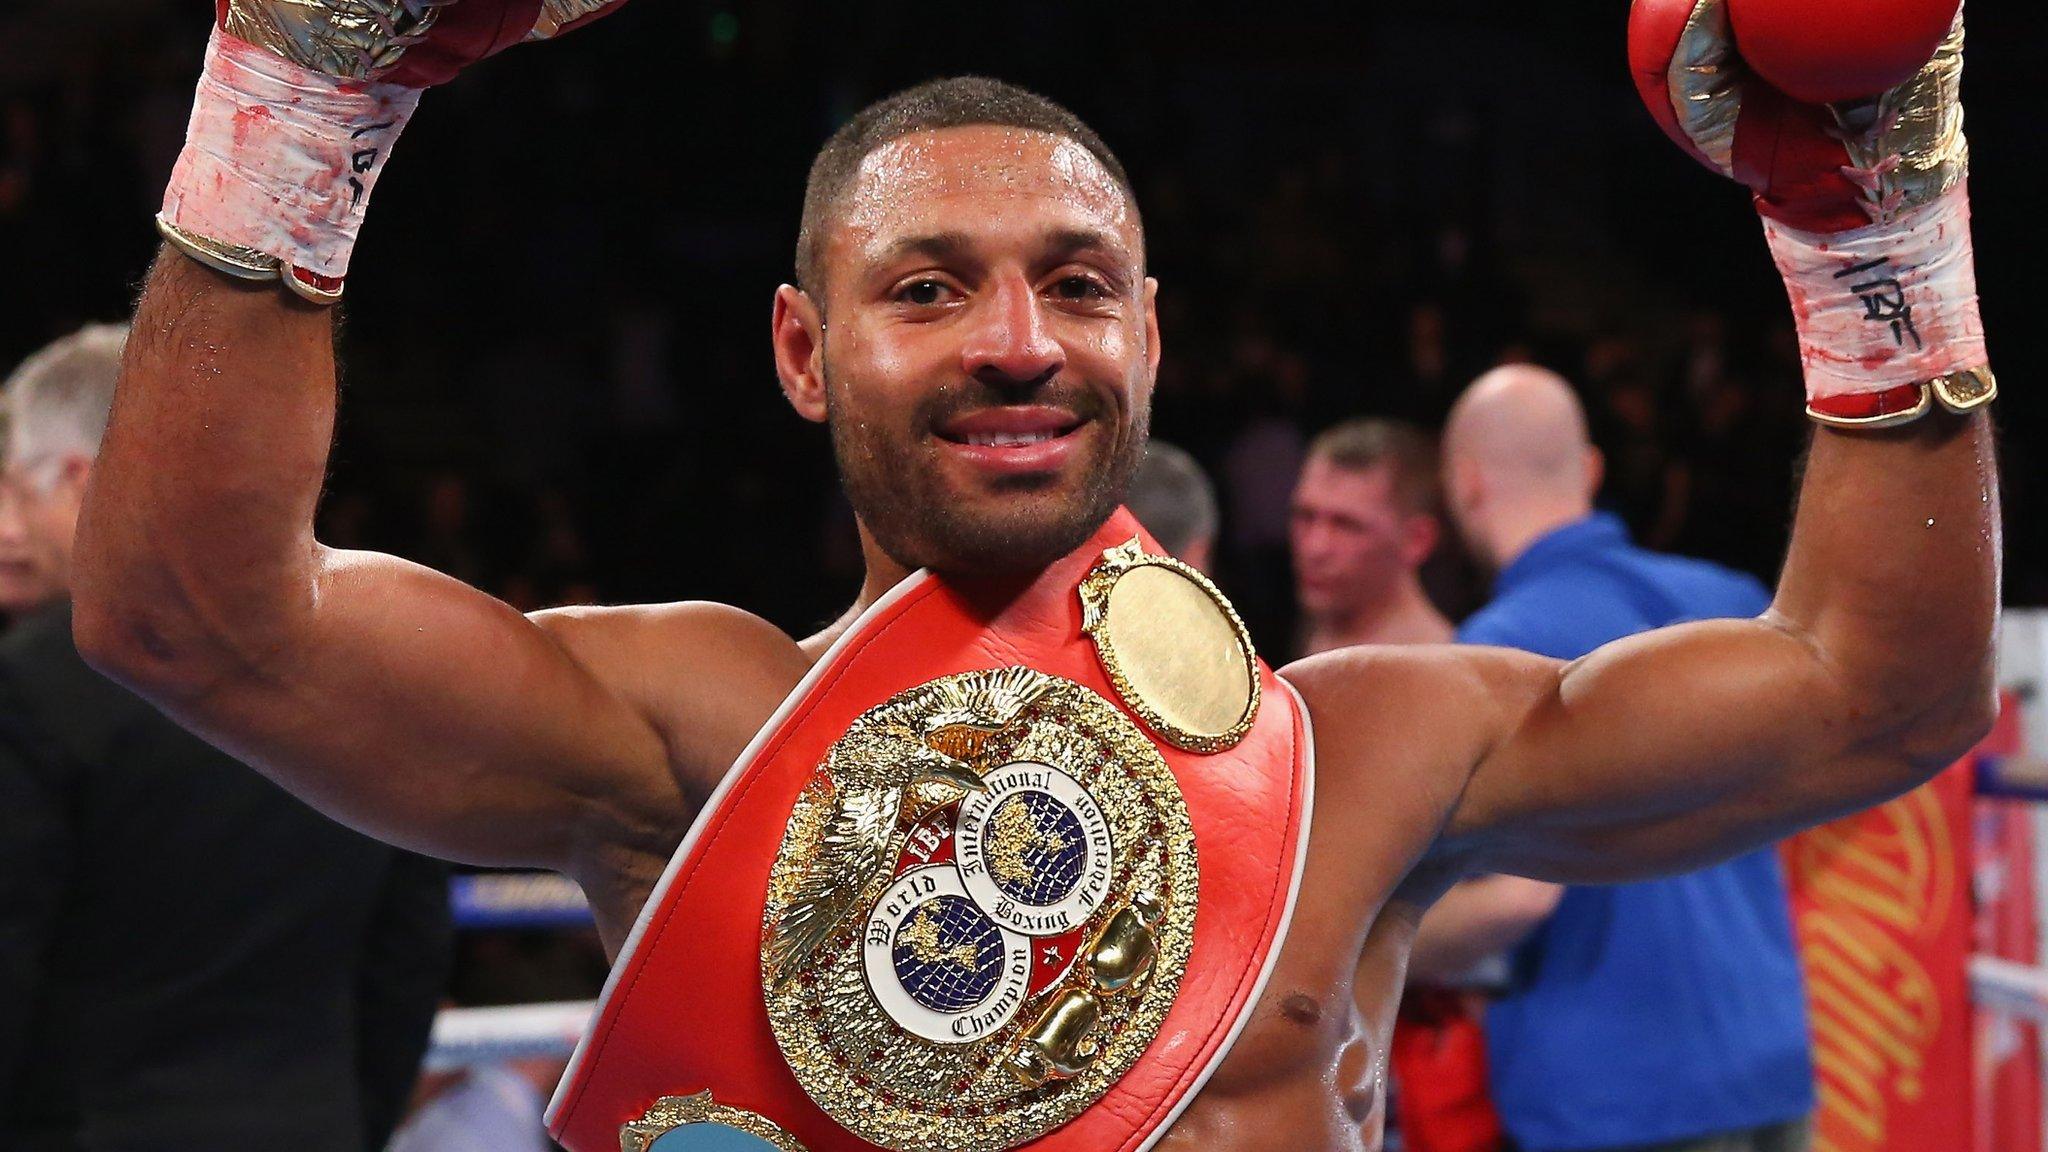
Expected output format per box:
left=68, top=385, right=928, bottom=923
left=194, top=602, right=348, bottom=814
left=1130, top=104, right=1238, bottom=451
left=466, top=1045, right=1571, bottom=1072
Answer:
left=825, top=368, right=1148, bottom=577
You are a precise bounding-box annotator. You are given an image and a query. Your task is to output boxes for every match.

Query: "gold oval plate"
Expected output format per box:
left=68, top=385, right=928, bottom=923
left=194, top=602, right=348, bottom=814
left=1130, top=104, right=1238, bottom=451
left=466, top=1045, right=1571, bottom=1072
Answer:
left=1079, top=539, right=1260, bottom=753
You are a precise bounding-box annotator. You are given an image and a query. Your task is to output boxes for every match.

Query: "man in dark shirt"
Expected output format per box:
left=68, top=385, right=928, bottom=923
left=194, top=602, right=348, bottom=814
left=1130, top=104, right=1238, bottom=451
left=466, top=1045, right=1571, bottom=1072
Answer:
left=0, top=325, right=451, bottom=1152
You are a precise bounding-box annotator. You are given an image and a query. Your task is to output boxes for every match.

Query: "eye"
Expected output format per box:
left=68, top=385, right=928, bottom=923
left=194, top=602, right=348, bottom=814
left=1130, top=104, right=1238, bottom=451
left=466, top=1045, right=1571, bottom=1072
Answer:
left=1051, top=274, right=1110, bottom=302
left=895, top=278, right=956, bottom=307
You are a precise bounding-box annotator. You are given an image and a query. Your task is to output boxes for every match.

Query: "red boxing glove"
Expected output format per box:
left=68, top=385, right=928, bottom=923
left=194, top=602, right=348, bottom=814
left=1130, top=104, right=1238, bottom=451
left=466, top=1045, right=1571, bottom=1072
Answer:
left=1629, top=0, right=1990, bottom=426
left=1728, top=0, right=1960, bottom=105
left=160, top=0, right=630, bottom=302
left=211, top=0, right=626, bottom=88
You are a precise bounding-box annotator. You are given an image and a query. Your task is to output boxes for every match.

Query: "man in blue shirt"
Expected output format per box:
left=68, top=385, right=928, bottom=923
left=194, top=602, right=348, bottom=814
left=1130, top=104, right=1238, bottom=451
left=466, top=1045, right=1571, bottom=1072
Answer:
left=1419, top=365, right=1814, bottom=1152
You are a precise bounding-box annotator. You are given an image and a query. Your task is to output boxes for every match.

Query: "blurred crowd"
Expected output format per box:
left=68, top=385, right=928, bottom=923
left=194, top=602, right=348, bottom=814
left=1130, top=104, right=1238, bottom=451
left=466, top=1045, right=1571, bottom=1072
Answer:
left=17, top=4, right=2030, bottom=644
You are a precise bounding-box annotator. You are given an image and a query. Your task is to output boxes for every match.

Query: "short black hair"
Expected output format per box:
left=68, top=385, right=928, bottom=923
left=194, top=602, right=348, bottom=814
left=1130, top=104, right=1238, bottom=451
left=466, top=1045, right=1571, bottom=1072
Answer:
left=794, top=76, right=1138, bottom=293
left=1307, top=419, right=1443, bottom=518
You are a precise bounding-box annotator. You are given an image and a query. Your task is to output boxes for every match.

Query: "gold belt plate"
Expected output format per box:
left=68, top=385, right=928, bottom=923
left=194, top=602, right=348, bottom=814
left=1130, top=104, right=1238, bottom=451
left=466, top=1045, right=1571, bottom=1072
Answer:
left=760, top=667, right=1198, bottom=1152
left=1080, top=539, right=1260, bottom=753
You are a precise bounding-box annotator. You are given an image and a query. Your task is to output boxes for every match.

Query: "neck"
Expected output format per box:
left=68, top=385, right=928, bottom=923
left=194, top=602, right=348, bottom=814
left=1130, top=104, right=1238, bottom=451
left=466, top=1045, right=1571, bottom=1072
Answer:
left=1487, top=502, right=1590, bottom=571
left=803, top=534, right=916, bottom=660
left=814, top=509, right=1144, bottom=661
left=852, top=553, right=915, bottom=621
left=1302, top=576, right=1451, bottom=655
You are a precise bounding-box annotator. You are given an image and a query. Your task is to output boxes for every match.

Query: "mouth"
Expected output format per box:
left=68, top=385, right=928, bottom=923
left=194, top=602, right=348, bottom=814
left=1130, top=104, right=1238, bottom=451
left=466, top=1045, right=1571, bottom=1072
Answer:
left=933, top=405, right=1089, bottom=477
left=1296, top=570, right=1343, bottom=595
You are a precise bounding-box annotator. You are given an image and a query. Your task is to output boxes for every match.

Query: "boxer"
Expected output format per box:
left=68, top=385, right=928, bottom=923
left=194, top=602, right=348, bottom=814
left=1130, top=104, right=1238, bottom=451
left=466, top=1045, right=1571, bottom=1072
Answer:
left=74, top=2, right=2000, bottom=1150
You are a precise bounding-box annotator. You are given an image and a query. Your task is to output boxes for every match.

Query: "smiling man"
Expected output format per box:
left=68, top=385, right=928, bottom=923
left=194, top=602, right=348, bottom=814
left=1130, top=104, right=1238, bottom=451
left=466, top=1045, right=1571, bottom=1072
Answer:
left=74, top=3, right=2002, bottom=1151
left=775, top=89, right=1156, bottom=613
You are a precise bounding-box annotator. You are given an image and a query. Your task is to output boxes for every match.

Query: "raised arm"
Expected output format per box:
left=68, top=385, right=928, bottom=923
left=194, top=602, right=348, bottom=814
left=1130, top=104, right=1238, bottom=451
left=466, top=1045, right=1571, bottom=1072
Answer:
left=1425, top=1, right=1997, bottom=881
left=1437, top=416, right=1995, bottom=880
left=70, top=0, right=684, bottom=876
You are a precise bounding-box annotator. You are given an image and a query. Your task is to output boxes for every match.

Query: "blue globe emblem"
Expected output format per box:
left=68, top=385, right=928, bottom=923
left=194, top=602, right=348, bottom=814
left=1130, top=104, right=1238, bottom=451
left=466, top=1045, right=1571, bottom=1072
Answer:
left=987, top=791, right=1087, bottom=907
left=891, top=895, right=1005, bottom=1013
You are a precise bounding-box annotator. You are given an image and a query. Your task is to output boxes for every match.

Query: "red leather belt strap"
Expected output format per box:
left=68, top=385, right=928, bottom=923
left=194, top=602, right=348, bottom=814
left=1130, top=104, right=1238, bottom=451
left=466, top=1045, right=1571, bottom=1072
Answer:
left=547, top=509, right=1312, bottom=1152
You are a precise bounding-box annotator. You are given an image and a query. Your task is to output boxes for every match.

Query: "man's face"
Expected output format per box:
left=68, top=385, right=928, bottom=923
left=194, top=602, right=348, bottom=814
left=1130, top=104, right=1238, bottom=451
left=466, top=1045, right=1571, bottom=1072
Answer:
left=786, top=126, right=1159, bottom=575
left=0, top=454, right=81, bottom=613
left=1289, top=457, right=1434, bottom=619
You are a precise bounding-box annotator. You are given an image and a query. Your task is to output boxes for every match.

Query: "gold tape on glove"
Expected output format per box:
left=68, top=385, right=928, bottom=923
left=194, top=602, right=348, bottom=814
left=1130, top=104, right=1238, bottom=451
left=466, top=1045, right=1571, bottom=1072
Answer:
left=1668, top=0, right=1742, bottom=176
left=222, top=0, right=444, bottom=81
left=1834, top=9, right=1968, bottom=224
left=529, top=0, right=620, bottom=40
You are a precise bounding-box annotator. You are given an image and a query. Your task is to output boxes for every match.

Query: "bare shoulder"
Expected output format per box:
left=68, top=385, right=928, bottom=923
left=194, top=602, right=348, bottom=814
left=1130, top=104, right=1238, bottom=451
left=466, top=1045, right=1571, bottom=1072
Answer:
left=532, top=601, right=814, bottom=798
left=1279, top=643, right=1562, bottom=861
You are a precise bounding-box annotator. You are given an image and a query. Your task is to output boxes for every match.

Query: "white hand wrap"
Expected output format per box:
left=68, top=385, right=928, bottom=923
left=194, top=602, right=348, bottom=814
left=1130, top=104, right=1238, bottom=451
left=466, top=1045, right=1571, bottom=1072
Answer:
left=160, top=27, right=422, bottom=284
left=1763, top=183, right=1987, bottom=404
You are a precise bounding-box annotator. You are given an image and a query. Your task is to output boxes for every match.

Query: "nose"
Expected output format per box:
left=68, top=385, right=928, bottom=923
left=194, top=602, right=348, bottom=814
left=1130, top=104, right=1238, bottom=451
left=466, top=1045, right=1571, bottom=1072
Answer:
left=0, top=490, right=23, bottom=544
left=960, top=272, right=1065, bottom=390
left=1292, top=517, right=1333, bottom=564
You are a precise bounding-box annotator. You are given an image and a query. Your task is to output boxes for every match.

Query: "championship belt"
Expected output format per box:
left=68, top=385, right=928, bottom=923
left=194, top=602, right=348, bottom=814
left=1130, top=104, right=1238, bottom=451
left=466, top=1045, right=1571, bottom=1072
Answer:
left=546, top=509, right=1313, bottom=1152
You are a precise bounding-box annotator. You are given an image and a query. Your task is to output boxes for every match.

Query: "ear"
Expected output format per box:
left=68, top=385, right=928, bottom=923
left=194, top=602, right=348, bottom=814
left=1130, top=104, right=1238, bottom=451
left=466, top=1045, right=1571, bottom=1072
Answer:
left=1448, top=455, right=1484, bottom=522
left=772, top=284, right=828, bottom=424
left=56, top=455, right=93, bottom=498
left=1583, top=446, right=1606, bottom=501
left=1142, top=277, right=1163, bottom=380
left=50, top=456, right=93, bottom=530
left=1401, top=513, right=1441, bottom=569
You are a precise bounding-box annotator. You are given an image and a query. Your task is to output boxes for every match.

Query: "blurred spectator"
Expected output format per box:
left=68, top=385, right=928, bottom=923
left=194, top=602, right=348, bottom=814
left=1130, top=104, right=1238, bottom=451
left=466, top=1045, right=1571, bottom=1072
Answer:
left=1124, top=439, right=1218, bottom=572
left=1423, top=364, right=1813, bottom=1152
left=1289, top=419, right=1450, bottom=653
left=0, top=325, right=452, bottom=1152
left=1666, top=324, right=1805, bottom=584
left=0, top=405, right=63, bottom=619
left=1218, top=334, right=1310, bottom=646
left=1288, top=419, right=1499, bottom=1152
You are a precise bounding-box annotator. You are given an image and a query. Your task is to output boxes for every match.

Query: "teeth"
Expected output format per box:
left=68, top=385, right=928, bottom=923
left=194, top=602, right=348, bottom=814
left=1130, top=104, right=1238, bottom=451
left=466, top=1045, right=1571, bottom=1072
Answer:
left=966, top=430, right=1056, bottom=447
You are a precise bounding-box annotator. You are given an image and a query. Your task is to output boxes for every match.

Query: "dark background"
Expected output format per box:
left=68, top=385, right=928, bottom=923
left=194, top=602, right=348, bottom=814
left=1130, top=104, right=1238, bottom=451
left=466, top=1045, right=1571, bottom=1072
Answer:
left=4, top=1, right=2041, bottom=651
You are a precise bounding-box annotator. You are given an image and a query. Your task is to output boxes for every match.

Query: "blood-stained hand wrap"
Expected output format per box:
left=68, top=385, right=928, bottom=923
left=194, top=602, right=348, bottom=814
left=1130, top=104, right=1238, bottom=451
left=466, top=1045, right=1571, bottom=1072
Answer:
left=159, top=28, right=421, bottom=302
left=1762, top=184, right=1987, bottom=423
left=1630, top=0, right=1995, bottom=427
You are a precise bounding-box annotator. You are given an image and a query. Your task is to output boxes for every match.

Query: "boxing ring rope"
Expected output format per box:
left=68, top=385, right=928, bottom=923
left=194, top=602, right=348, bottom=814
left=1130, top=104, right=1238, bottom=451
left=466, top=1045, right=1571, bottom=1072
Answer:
left=425, top=872, right=597, bottom=1071
left=1973, top=956, right=2048, bottom=1025
left=425, top=1000, right=597, bottom=1072
left=420, top=953, right=2048, bottom=1071
left=447, top=871, right=591, bottom=929
left=418, top=872, right=2048, bottom=1071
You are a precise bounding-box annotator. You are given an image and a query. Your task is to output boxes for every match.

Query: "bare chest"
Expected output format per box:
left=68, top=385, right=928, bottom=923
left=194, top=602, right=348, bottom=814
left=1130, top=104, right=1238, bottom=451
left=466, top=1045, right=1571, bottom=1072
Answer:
left=580, top=652, right=1451, bottom=1152
left=1154, top=899, right=1419, bottom=1151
